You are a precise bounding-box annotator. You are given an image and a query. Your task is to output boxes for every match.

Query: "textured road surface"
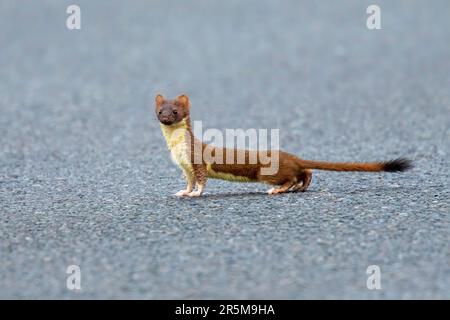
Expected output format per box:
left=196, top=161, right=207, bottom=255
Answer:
left=1, top=0, right=449, bottom=299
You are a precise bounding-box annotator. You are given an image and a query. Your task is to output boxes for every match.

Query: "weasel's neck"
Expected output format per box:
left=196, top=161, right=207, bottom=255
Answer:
left=160, top=117, right=193, bottom=149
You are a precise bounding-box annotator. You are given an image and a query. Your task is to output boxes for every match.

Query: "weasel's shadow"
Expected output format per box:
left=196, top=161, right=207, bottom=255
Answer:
left=177, top=185, right=418, bottom=200
left=181, top=190, right=308, bottom=200
left=186, top=191, right=268, bottom=200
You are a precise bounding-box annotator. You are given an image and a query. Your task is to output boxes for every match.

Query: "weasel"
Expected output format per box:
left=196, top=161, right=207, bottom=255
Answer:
left=155, top=94, right=412, bottom=197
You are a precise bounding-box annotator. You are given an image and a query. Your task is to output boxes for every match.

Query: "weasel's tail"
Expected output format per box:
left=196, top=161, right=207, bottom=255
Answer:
left=297, top=157, right=413, bottom=172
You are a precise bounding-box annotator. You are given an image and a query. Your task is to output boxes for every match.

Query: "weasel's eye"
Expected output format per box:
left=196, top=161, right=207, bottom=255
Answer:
left=158, top=111, right=162, bottom=115
left=172, top=110, right=178, bottom=115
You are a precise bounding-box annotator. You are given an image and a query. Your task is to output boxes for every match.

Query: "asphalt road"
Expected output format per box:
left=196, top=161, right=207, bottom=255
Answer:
left=0, top=0, right=449, bottom=299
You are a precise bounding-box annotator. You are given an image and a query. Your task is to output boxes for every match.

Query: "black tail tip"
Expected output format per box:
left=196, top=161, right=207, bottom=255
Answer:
left=382, top=158, right=413, bottom=172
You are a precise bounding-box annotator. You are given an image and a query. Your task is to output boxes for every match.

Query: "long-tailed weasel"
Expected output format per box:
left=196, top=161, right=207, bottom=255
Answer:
left=155, top=94, right=412, bottom=197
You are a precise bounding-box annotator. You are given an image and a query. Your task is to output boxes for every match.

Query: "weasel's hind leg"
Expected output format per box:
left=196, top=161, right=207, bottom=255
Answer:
left=267, top=180, right=296, bottom=195
left=292, top=169, right=312, bottom=192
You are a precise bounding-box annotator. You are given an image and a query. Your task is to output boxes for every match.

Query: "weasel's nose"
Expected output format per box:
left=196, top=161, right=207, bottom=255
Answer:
left=159, top=116, right=172, bottom=125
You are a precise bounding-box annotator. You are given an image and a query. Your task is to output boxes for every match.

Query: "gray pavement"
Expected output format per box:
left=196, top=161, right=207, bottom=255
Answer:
left=0, top=0, right=449, bottom=299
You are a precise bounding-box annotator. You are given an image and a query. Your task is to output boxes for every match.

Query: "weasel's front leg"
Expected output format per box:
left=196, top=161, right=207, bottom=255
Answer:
left=187, top=183, right=204, bottom=197
left=175, top=170, right=195, bottom=197
left=187, top=164, right=207, bottom=197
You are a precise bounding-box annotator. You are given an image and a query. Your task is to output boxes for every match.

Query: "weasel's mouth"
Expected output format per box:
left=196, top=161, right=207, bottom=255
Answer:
left=159, top=119, right=174, bottom=125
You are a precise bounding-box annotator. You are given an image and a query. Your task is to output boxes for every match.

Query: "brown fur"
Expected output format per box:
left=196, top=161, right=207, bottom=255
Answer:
left=155, top=94, right=413, bottom=196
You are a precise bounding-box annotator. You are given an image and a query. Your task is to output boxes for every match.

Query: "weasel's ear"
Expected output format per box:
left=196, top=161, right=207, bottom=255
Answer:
left=176, top=95, right=190, bottom=107
left=155, top=94, right=164, bottom=106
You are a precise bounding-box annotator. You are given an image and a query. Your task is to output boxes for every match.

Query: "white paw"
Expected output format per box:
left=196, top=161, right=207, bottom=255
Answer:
left=175, top=190, right=190, bottom=197
left=267, top=188, right=275, bottom=195
left=187, top=190, right=202, bottom=197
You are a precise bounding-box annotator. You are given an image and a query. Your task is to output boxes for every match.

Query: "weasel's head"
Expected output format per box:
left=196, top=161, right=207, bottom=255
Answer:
left=155, top=94, right=190, bottom=126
